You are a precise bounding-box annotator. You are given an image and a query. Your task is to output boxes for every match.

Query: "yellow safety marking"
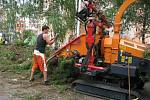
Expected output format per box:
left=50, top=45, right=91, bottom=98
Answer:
left=121, top=56, right=125, bottom=62
left=120, top=45, right=126, bottom=51
left=128, top=57, right=132, bottom=64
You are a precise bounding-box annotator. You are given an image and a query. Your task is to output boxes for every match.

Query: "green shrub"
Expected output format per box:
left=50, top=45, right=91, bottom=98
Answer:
left=15, top=40, right=26, bottom=46
left=22, top=30, right=35, bottom=40
left=48, top=57, right=79, bottom=84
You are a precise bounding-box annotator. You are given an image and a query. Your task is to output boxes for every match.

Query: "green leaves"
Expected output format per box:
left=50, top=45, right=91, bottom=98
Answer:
left=96, top=0, right=150, bottom=41
left=0, top=0, right=17, bottom=32
left=48, top=57, right=79, bottom=84
left=0, top=0, right=149, bottom=43
left=44, top=0, right=75, bottom=43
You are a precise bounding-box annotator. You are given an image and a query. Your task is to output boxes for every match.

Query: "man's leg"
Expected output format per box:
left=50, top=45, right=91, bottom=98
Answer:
left=43, top=71, right=51, bottom=85
left=83, top=43, right=93, bottom=65
left=29, top=71, right=34, bottom=81
left=43, top=71, right=47, bottom=81
left=30, top=54, right=38, bottom=81
left=38, top=56, right=50, bottom=85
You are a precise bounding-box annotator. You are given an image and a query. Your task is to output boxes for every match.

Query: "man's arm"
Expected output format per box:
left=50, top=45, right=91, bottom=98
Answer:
left=43, top=34, right=55, bottom=45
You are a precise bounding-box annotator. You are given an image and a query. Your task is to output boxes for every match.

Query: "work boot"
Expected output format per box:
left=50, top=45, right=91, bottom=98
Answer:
left=29, top=78, right=34, bottom=82
left=44, top=80, right=51, bottom=85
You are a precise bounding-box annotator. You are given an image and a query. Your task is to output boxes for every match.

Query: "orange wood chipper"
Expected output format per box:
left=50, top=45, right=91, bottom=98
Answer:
left=48, top=0, right=150, bottom=99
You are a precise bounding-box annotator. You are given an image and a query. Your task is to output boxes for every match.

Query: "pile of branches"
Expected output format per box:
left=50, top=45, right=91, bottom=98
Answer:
left=47, top=57, right=79, bottom=84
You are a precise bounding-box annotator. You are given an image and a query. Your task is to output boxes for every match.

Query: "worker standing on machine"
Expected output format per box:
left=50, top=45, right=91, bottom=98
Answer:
left=81, top=16, right=96, bottom=70
left=76, top=0, right=110, bottom=70
left=77, top=1, right=102, bottom=70
left=81, top=11, right=110, bottom=70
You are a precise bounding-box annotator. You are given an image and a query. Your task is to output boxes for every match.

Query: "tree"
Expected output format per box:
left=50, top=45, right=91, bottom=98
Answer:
left=97, top=0, right=150, bottom=43
left=45, top=0, right=76, bottom=42
left=0, top=0, right=149, bottom=44
left=121, top=0, right=150, bottom=43
left=2, top=0, right=18, bottom=32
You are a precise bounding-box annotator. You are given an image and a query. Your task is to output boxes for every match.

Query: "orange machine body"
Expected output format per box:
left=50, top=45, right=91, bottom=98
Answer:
left=51, top=33, right=147, bottom=64
left=49, top=0, right=148, bottom=65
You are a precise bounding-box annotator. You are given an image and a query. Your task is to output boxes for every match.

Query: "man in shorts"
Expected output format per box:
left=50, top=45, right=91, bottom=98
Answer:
left=29, top=25, right=55, bottom=85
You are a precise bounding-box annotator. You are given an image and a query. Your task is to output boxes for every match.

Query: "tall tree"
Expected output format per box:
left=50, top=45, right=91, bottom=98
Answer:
left=122, top=0, right=150, bottom=43
left=1, top=0, right=19, bottom=32
left=97, top=0, right=150, bottom=43
left=45, top=0, right=76, bottom=42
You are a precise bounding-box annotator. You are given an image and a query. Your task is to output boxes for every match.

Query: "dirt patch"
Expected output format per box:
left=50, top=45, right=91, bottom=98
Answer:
left=1, top=45, right=149, bottom=100
left=0, top=45, right=101, bottom=100
left=0, top=69, right=102, bottom=100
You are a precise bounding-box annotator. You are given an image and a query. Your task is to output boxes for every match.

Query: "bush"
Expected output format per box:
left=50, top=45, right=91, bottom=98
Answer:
left=15, top=40, right=26, bottom=46
left=22, top=30, right=35, bottom=40
left=48, top=57, right=79, bottom=84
